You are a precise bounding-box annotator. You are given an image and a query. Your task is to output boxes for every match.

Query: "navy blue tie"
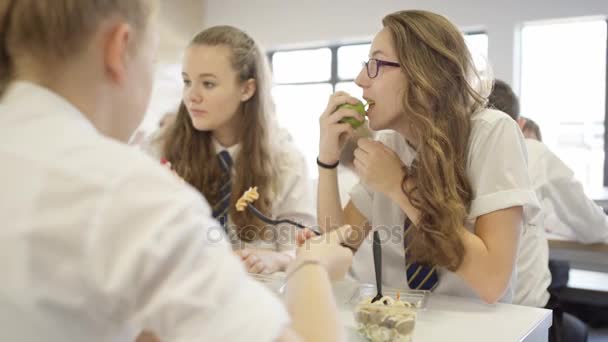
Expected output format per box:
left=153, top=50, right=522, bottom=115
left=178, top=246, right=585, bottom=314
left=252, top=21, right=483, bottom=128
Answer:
left=404, top=218, right=439, bottom=290
left=212, top=151, right=232, bottom=231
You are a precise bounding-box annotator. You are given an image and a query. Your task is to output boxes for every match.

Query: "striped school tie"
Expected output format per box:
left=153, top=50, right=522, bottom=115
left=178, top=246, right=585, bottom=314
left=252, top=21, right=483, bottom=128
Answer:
left=212, top=151, right=232, bottom=231
left=404, top=217, right=439, bottom=291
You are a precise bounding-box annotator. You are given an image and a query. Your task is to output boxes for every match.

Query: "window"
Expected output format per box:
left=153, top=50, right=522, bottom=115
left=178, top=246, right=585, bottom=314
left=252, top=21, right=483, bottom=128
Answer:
left=464, top=32, right=489, bottom=73
left=270, top=44, right=369, bottom=176
left=272, top=48, right=332, bottom=84
left=270, top=33, right=488, bottom=177
left=336, top=44, right=371, bottom=100
left=272, top=83, right=333, bottom=173
left=519, top=18, right=608, bottom=190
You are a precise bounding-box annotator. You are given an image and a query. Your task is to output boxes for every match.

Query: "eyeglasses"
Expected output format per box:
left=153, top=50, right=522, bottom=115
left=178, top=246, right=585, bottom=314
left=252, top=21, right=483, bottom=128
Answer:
left=362, top=58, right=401, bottom=79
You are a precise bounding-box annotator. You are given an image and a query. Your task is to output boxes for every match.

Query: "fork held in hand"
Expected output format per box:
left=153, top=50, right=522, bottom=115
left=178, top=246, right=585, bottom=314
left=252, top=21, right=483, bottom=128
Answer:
left=246, top=203, right=309, bottom=229
left=246, top=203, right=357, bottom=253
left=371, top=230, right=383, bottom=303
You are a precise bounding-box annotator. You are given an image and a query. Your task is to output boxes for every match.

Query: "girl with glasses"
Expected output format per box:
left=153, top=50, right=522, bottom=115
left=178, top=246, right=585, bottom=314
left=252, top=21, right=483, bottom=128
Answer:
left=315, top=10, right=540, bottom=304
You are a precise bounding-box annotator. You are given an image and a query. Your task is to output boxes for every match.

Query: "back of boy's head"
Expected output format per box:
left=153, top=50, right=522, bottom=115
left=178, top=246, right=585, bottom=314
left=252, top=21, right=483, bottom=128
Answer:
left=0, top=0, right=156, bottom=96
left=488, top=79, right=520, bottom=121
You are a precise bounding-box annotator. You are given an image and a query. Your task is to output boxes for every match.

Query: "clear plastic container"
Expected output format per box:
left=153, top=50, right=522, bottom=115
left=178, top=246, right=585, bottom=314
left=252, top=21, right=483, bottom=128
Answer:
left=350, top=284, right=428, bottom=342
left=349, top=284, right=429, bottom=309
left=248, top=273, right=285, bottom=294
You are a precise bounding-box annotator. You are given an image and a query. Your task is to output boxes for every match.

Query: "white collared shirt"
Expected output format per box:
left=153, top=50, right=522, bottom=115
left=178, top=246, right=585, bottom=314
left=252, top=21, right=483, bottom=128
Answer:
left=211, top=136, right=315, bottom=251
left=348, top=109, right=544, bottom=304
left=145, top=121, right=315, bottom=252
left=0, top=82, right=288, bottom=342
left=526, top=139, right=608, bottom=244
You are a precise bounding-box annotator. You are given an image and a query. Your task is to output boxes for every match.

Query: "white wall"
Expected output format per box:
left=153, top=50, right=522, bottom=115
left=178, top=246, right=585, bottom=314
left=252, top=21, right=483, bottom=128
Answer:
left=203, top=0, right=608, bottom=84
left=138, top=0, right=205, bottom=133
left=158, top=0, right=205, bottom=63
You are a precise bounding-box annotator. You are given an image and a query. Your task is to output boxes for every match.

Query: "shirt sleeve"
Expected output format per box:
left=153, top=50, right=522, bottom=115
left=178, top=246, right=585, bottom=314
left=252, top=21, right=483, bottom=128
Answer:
left=349, top=182, right=373, bottom=222
left=535, top=144, right=608, bottom=244
left=87, top=161, right=289, bottom=342
left=467, top=114, right=540, bottom=221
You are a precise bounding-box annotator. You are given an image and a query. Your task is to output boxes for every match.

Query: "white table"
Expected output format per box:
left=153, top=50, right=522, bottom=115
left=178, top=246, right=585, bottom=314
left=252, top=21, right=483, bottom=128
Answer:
left=267, top=278, right=552, bottom=342
left=340, top=294, right=552, bottom=342
left=548, top=238, right=608, bottom=273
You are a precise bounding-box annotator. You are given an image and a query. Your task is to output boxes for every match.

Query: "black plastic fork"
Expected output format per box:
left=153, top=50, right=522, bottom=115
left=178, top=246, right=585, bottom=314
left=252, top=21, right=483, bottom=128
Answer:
left=246, top=203, right=311, bottom=230
left=246, top=203, right=357, bottom=253
left=371, top=230, right=383, bottom=303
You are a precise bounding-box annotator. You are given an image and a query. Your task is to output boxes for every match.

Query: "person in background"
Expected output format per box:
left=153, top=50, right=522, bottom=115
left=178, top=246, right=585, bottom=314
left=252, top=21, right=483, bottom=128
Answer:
left=489, top=79, right=608, bottom=244
left=158, top=110, right=177, bottom=129
left=489, top=79, right=592, bottom=342
left=315, top=10, right=539, bottom=304
left=483, top=80, right=552, bottom=309
left=0, top=1, right=351, bottom=341
left=134, top=109, right=178, bottom=149
left=147, top=26, right=316, bottom=275
left=521, top=116, right=542, bottom=141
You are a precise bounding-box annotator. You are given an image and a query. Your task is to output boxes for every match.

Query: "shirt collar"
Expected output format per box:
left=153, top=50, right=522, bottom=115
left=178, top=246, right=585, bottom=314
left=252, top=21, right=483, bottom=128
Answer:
left=1, top=81, right=97, bottom=133
left=211, top=136, right=240, bottom=163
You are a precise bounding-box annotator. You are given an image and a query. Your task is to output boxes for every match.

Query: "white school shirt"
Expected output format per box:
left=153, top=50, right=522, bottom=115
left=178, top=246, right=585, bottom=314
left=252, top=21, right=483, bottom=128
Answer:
left=526, top=139, right=608, bottom=244
left=338, top=166, right=360, bottom=208
left=0, top=82, right=288, bottom=342
left=514, top=210, right=551, bottom=307
left=349, top=109, right=541, bottom=303
left=211, top=137, right=316, bottom=252
left=142, top=127, right=316, bottom=252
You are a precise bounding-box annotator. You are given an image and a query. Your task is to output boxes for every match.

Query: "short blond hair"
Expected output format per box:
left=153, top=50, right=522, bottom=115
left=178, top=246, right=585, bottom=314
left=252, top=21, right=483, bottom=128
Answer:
left=0, top=0, right=156, bottom=94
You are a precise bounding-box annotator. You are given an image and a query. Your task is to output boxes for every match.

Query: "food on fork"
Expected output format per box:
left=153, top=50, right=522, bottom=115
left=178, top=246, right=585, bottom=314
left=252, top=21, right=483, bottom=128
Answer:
left=236, top=186, right=260, bottom=212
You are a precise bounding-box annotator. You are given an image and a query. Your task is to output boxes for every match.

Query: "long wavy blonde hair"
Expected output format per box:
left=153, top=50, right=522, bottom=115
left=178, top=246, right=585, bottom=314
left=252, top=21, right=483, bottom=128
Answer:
left=161, top=26, right=279, bottom=242
left=383, top=10, right=488, bottom=271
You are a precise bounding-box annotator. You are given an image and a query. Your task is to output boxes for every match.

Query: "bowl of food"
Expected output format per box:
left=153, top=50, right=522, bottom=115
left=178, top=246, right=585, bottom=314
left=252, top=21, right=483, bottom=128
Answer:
left=350, top=285, right=428, bottom=342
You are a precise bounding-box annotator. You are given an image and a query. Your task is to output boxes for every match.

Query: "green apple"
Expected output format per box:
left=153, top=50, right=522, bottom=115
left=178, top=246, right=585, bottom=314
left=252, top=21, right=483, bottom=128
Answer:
left=338, top=102, right=367, bottom=129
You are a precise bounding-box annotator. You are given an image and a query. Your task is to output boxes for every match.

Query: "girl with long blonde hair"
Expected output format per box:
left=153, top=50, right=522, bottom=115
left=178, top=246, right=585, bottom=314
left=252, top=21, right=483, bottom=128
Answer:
left=316, top=10, right=538, bottom=303
left=154, top=26, right=315, bottom=274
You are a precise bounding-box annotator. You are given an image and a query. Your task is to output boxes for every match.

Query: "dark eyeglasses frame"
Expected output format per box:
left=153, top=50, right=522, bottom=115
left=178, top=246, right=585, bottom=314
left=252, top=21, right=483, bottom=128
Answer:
left=363, top=58, right=401, bottom=78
